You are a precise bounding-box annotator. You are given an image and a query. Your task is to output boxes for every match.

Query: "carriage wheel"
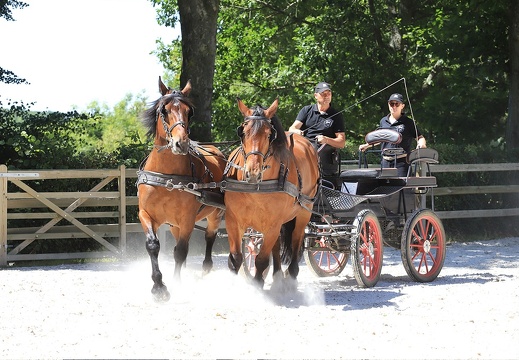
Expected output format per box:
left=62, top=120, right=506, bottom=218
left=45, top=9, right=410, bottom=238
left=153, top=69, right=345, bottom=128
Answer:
left=303, top=238, right=349, bottom=277
left=351, top=209, right=383, bottom=288
left=240, top=229, right=270, bottom=279
left=401, top=209, right=446, bottom=282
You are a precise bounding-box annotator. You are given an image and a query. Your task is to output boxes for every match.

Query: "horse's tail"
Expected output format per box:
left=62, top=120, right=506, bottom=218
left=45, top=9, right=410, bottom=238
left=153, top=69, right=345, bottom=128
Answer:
left=280, top=218, right=296, bottom=265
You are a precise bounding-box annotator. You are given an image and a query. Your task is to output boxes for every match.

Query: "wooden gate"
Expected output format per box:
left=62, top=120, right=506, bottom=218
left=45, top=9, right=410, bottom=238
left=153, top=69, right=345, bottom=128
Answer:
left=0, top=165, right=127, bottom=266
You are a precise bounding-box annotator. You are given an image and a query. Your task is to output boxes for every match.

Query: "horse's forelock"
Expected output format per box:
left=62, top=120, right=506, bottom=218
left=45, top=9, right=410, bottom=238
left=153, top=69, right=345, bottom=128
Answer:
left=247, top=105, right=288, bottom=158
left=161, top=93, right=195, bottom=115
left=141, top=93, right=195, bottom=139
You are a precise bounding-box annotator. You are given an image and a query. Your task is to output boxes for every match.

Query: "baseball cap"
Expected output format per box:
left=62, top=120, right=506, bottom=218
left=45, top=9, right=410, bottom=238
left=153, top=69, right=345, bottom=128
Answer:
left=388, top=93, right=404, bottom=103
left=314, top=82, right=331, bottom=93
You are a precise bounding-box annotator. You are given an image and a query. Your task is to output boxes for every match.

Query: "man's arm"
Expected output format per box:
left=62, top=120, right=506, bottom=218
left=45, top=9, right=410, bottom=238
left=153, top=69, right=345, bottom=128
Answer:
left=288, top=120, right=304, bottom=135
left=317, top=132, right=345, bottom=149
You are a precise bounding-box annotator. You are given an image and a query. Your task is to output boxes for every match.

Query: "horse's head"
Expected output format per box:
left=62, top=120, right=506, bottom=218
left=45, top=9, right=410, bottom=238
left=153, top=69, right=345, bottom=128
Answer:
left=236, top=98, right=281, bottom=183
left=142, top=78, right=195, bottom=155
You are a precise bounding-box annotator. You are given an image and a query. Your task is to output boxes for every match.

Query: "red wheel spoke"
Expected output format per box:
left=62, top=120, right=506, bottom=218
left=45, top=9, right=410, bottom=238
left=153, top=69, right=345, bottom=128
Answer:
left=426, top=251, right=438, bottom=266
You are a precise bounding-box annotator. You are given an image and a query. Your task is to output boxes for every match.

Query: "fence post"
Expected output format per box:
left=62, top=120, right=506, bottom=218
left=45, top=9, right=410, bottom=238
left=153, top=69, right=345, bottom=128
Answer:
left=0, top=165, right=8, bottom=266
left=119, top=165, right=127, bottom=257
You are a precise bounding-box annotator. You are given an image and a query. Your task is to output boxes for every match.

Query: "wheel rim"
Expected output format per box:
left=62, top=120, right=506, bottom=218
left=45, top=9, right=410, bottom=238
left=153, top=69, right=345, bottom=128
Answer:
left=358, top=217, right=382, bottom=281
left=409, top=214, right=444, bottom=276
left=309, top=238, right=348, bottom=274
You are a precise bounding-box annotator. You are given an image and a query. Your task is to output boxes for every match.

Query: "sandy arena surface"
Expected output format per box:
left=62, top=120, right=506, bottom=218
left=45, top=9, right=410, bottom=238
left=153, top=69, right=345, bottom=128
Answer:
left=1, top=237, right=518, bottom=359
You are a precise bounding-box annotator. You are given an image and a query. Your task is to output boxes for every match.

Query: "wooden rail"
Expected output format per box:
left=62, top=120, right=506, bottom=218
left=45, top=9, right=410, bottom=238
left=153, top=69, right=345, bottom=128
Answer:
left=1, top=163, right=518, bottom=266
left=429, top=163, right=519, bottom=219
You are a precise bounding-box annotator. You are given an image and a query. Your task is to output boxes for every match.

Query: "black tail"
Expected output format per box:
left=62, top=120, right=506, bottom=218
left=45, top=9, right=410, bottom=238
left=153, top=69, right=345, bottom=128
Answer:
left=280, top=218, right=297, bottom=265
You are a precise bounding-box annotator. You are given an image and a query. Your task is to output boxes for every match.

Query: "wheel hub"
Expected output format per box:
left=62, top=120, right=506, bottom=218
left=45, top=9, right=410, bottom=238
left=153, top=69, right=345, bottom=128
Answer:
left=368, top=242, right=374, bottom=256
left=423, top=239, right=431, bottom=253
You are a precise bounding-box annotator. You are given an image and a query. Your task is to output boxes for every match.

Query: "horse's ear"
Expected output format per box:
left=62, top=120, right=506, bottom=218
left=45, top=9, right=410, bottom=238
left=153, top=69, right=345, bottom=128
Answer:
left=181, top=80, right=192, bottom=96
left=237, top=98, right=252, bottom=117
left=159, top=76, right=169, bottom=96
left=264, top=98, right=279, bottom=119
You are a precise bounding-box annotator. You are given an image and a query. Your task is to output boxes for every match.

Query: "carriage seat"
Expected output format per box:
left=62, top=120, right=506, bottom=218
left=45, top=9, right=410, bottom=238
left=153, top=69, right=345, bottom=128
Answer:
left=408, top=148, right=439, bottom=165
left=339, top=167, right=402, bottom=195
left=405, top=148, right=439, bottom=188
left=339, top=167, right=398, bottom=182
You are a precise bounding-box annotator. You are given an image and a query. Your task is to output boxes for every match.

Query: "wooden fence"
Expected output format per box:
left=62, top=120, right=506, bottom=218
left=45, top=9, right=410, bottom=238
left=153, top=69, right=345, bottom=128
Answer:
left=1, top=163, right=518, bottom=266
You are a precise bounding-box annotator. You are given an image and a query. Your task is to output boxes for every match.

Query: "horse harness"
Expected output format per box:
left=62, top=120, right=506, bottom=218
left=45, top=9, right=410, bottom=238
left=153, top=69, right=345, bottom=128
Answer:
left=136, top=146, right=225, bottom=210
left=136, top=112, right=316, bottom=211
left=222, top=121, right=316, bottom=209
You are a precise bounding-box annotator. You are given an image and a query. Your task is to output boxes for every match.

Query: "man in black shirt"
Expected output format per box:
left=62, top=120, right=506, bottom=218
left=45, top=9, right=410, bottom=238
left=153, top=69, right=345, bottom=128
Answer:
left=289, top=82, right=345, bottom=177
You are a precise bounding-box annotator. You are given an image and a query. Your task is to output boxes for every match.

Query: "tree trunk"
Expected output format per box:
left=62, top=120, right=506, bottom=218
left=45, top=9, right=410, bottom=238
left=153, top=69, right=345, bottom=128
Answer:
left=178, top=0, right=219, bottom=142
left=506, top=0, right=519, bottom=151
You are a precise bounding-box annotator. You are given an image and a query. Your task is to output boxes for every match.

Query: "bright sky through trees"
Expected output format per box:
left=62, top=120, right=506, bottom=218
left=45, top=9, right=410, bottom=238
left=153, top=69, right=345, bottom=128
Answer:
left=0, top=0, right=178, bottom=111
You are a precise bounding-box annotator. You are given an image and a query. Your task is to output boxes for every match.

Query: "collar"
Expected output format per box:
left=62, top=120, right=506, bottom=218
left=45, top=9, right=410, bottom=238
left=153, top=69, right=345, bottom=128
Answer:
left=313, top=103, right=331, bottom=115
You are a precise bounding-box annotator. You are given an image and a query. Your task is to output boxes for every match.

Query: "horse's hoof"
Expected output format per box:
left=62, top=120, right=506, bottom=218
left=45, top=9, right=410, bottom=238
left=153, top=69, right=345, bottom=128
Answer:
left=253, top=277, right=265, bottom=289
left=283, top=277, right=298, bottom=292
left=151, top=284, right=171, bottom=302
left=202, top=260, right=213, bottom=275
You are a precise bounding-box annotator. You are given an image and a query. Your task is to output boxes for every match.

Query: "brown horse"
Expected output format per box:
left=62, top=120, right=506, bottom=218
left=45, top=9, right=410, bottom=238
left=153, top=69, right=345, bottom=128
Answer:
left=224, top=98, right=320, bottom=288
left=137, top=78, right=226, bottom=301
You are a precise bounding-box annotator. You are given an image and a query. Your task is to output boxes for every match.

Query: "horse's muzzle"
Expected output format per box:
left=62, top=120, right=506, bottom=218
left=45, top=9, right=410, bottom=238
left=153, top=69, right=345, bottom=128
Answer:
left=169, top=138, right=190, bottom=155
left=244, top=165, right=263, bottom=184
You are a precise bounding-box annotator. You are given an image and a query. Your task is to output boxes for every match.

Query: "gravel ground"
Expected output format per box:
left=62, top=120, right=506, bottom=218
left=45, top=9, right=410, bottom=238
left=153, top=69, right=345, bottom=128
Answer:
left=1, top=237, right=518, bottom=359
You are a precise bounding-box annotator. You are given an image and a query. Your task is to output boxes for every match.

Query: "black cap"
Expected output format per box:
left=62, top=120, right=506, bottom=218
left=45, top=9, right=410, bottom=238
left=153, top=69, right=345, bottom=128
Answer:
left=388, top=93, right=404, bottom=103
left=314, top=82, right=331, bottom=93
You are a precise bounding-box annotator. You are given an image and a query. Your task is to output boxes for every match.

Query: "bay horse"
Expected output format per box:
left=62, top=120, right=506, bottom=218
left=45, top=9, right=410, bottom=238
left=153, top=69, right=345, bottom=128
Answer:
left=137, top=77, right=226, bottom=301
left=223, top=98, right=320, bottom=288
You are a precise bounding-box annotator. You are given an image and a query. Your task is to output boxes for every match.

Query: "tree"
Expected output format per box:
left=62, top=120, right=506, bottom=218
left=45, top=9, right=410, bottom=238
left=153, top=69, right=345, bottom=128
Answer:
left=0, top=0, right=29, bottom=85
left=506, top=0, right=519, bottom=150
left=151, top=0, right=219, bottom=142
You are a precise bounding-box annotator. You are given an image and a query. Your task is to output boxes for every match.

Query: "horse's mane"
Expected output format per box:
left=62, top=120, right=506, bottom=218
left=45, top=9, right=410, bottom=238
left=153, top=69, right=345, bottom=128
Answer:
left=141, top=91, right=195, bottom=139
left=248, top=105, right=288, bottom=160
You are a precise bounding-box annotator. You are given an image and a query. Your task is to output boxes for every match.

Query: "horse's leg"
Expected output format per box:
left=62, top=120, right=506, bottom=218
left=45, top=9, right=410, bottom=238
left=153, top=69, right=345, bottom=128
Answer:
left=253, top=228, right=279, bottom=288
left=271, top=236, right=282, bottom=276
left=139, top=211, right=170, bottom=302
left=225, top=213, right=243, bottom=274
left=170, top=225, right=193, bottom=280
left=286, top=214, right=311, bottom=280
left=202, top=209, right=224, bottom=274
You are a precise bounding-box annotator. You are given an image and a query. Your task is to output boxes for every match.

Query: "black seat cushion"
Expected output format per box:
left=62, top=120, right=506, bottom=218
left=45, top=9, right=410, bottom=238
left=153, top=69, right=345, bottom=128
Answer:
left=340, top=167, right=399, bottom=181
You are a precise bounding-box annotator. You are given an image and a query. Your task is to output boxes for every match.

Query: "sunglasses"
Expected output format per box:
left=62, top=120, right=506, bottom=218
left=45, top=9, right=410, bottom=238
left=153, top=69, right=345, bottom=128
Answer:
left=389, top=102, right=402, bottom=107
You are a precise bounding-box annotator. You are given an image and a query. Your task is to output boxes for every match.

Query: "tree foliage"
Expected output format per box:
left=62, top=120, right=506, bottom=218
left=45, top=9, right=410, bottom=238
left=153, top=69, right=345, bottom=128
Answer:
left=152, top=0, right=513, bottom=147
left=0, top=97, right=149, bottom=170
left=1, top=0, right=29, bottom=85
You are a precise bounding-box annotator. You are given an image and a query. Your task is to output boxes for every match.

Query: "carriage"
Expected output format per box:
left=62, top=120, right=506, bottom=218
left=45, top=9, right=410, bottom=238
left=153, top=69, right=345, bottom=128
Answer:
left=137, top=79, right=445, bottom=301
left=239, top=126, right=446, bottom=288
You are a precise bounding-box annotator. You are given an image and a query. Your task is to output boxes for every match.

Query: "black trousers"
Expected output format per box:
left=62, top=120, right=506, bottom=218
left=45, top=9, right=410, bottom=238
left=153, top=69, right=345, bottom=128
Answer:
left=315, top=144, right=339, bottom=176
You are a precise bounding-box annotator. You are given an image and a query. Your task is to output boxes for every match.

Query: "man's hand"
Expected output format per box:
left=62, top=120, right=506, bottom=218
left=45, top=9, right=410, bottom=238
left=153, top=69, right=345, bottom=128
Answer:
left=359, top=143, right=370, bottom=152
